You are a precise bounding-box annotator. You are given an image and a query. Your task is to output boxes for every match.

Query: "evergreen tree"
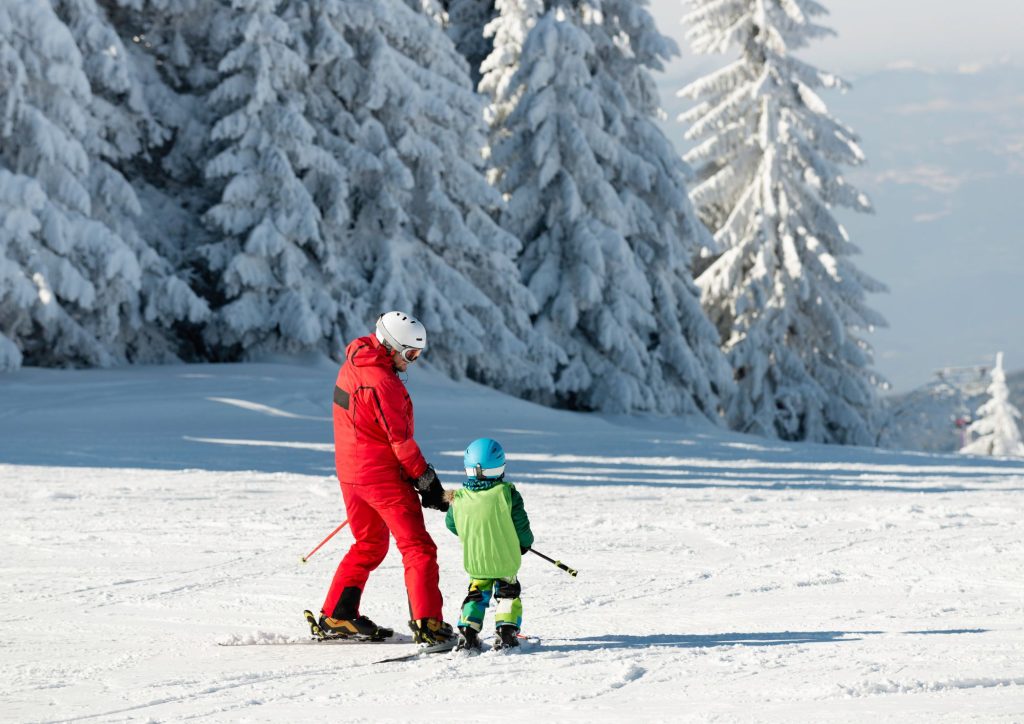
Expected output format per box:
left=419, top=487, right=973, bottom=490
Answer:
left=104, top=0, right=228, bottom=358
left=961, top=353, right=1024, bottom=457
left=0, top=170, right=45, bottom=370
left=489, top=7, right=653, bottom=412
left=304, top=0, right=548, bottom=392
left=443, top=0, right=497, bottom=87
left=585, top=0, right=733, bottom=416
left=55, top=0, right=209, bottom=361
left=0, top=0, right=139, bottom=369
left=103, top=0, right=221, bottom=187
left=478, top=0, right=543, bottom=131
left=485, top=1, right=729, bottom=416
left=199, top=0, right=344, bottom=357
left=679, top=0, right=885, bottom=442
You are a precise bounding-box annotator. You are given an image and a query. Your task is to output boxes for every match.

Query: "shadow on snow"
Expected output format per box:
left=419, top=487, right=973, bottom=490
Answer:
left=539, top=628, right=989, bottom=653
left=2, top=363, right=1023, bottom=495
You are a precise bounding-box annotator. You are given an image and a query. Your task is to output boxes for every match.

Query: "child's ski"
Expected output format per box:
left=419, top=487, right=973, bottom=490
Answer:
left=372, top=639, right=457, bottom=664
left=491, top=633, right=541, bottom=653
left=372, top=633, right=539, bottom=663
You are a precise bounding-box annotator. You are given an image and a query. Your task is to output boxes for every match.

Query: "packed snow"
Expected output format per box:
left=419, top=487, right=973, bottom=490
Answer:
left=2, top=360, right=1023, bottom=721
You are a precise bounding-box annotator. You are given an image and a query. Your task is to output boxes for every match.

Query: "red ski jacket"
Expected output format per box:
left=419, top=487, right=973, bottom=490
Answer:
left=332, top=335, right=428, bottom=486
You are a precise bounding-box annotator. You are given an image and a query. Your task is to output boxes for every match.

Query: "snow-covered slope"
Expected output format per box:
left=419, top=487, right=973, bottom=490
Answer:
left=2, top=361, right=1023, bottom=721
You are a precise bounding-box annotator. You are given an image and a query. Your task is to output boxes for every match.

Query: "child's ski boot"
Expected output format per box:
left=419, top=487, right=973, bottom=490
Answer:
left=492, top=625, right=520, bottom=651
left=456, top=626, right=482, bottom=652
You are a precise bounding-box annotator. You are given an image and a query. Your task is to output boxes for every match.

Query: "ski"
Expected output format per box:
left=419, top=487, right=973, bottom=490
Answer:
left=372, top=633, right=539, bottom=664
left=218, top=634, right=413, bottom=646
left=372, top=639, right=457, bottom=664
left=491, top=633, right=541, bottom=653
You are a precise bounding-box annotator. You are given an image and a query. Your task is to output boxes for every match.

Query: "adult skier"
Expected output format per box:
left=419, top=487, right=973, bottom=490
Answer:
left=317, top=311, right=456, bottom=649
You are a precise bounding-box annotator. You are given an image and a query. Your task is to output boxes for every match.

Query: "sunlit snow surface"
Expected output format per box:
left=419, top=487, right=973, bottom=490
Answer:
left=2, top=361, right=1023, bottom=721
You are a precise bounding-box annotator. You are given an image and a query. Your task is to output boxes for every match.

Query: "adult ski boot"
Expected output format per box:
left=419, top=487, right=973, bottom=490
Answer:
left=409, top=618, right=457, bottom=653
left=316, top=614, right=393, bottom=641
left=312, top=586, right=393, bottom=640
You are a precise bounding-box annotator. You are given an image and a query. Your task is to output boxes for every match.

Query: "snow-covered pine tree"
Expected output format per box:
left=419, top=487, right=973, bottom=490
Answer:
left=103, top=0, right=221, bottom=187
left=303, top=0, right=548, bottom=394
left=961, top=353, right=1024, bottom=457
left=478, top=0, right=543, bottom=133
left=199, top=0, right=345, bottom=358
left=582, top=0, right=733, bottom=417
left=443, top=0, right=497, bottom=87
left=1, top=0, right=139, bottom=369
left=102, top=0, right=228, bottom=359
left=487, top=7, right=655, bottom=412
left=0, top=170, right=44, bottom=370
left=483, top=1, right=729, bottom=416
left=679, top=0, right=886, bottom=443
left=53, top=0, right=210, bottom=362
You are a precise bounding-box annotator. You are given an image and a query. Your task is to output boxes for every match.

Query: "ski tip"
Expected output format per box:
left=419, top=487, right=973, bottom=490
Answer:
left=373, top=651, right=421, bottom=664
left=372, top=640, right=456, bottom=664
left=303, top=609, right=324, bottom=639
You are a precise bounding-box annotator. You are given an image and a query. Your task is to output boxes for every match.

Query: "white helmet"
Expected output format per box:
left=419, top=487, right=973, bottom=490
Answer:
left=375, top=311, right=427, bottom=362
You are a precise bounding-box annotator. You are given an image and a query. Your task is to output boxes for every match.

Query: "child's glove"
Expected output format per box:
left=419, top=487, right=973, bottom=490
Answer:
left=415, top=464, right=449, bottom=512
left=520, top=546, right=530, bottom=554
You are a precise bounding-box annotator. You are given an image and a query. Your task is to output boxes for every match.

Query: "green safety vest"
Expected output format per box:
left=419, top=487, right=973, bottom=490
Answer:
left=451, top=484, right=522, bottom=579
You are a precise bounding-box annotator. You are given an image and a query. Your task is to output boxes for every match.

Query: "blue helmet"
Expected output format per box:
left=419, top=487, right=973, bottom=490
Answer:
left=464, top=438, right=506, bottom=480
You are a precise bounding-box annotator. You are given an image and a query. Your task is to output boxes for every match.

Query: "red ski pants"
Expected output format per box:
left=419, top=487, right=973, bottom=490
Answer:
left=322, top=481, right=443, bottom=621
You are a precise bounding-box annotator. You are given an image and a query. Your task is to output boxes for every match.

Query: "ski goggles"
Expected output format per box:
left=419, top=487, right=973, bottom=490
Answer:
left=376, top=317, right=424, bottom=363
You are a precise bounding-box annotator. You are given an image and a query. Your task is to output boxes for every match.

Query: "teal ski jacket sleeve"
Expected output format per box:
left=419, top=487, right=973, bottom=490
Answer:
left=510, top=485, right=534, bottom=549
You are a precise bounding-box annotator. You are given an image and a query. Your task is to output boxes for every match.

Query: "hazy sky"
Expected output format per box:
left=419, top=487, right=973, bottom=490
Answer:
left=647, top=0, right=1024, bottom=80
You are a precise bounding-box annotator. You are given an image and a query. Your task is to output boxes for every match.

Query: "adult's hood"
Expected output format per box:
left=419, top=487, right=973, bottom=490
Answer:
left=344, top=335, right=393, bottom=370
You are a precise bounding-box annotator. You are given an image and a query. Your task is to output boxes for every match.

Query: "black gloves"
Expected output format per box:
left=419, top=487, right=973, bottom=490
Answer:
left=520, top=546, right=530, bottom=555
left=414, top=463, right=438, bottom=492
left=415, top=464, right=448, bottom=512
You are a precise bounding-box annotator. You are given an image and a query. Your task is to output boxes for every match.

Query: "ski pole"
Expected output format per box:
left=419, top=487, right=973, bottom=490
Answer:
left=527, top=548, right=578, bottom=577
left=301, top=519, right=349, bottom=563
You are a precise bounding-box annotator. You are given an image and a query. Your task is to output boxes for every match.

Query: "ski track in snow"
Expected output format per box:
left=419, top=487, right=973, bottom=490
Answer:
left=1, top=363, right=1023, bottom=722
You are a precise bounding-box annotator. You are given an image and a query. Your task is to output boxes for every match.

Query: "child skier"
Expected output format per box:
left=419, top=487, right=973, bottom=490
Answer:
left=444, top=437, right=533, bottom=651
